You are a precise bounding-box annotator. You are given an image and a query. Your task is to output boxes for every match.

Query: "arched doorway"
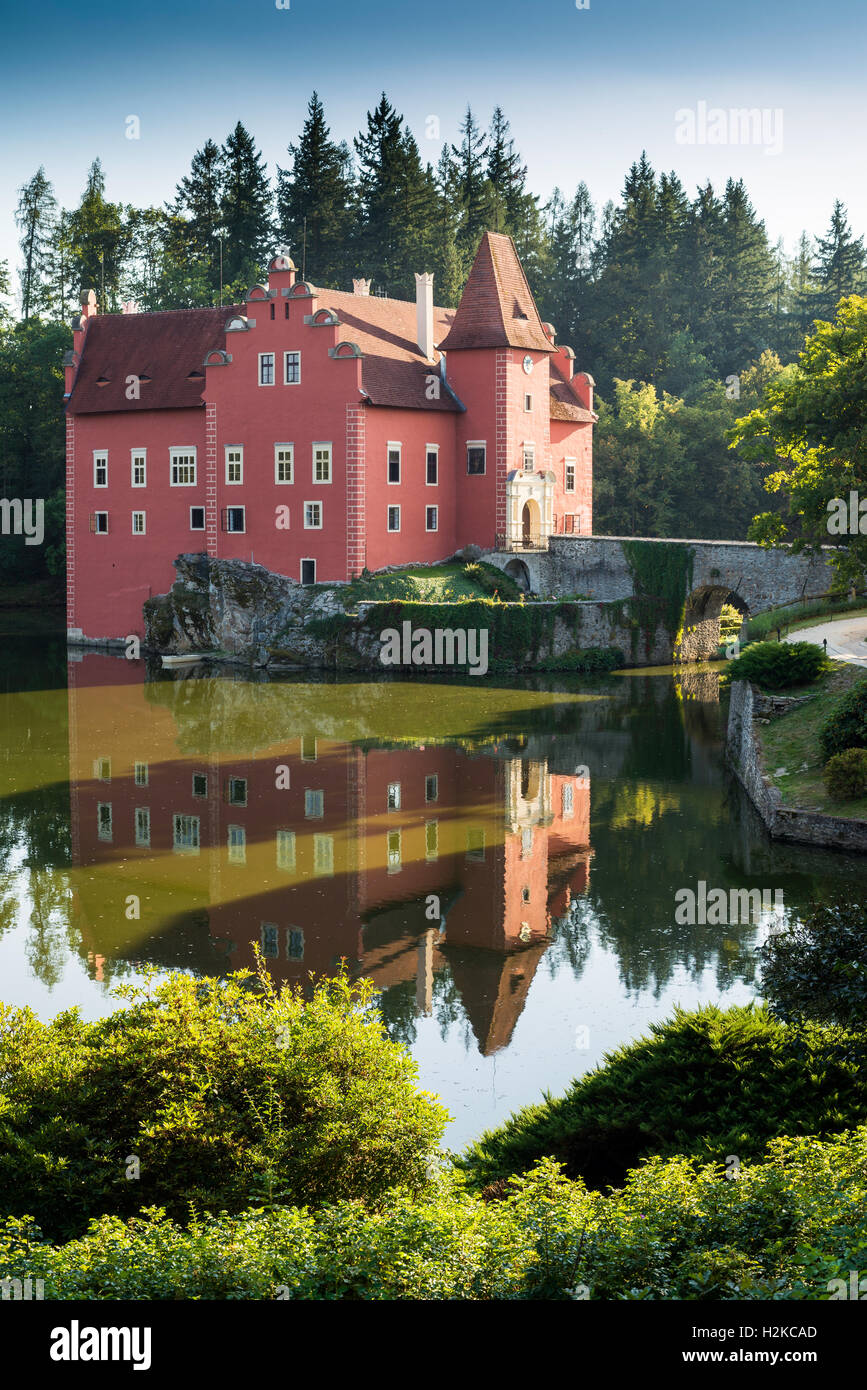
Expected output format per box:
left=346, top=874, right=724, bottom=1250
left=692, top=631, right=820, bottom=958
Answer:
left=521, top=498, right=540, bottom=547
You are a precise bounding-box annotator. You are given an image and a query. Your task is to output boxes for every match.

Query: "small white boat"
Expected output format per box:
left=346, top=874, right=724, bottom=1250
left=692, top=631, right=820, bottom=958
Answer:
left=161, top=653, right=208, bottom=667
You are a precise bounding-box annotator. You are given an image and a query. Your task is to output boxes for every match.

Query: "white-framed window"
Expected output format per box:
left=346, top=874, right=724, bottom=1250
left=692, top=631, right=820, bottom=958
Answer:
left=284, top=350, right=301, bottom=384
left=301, top=558, right=316, bottom=586
left=521, top=826, right=533, bottom=858
left=132, top=510, right=146, bottom=535
left=261, top=923, right=279, bottom=958
left=134, top=761, right=148, bottom=787
left=287, top=928, right=305, bottom=961
left=93, top=450, right=108, bottom=488
left=258, top=352, right=275, bottom=386
left=95, top=756, right=111, bottom=782
left=192, top=772, right=207, bottom=798
left=190, top=507, right=205, bottom=530
left=387, top=505, right=400, bottom=532
left=466, top=827, right=486, bottom=862
left=225, top=777, right=247, bottom=806
left=426, top=505, right=438, bottom=532
left=173, top=813, right=200, bottom=854
left=97, top=802, right=112, bottom=842
left=562, top=782, right=574, bottom=818
left=387, top=782, right=401, bottom=811
left=227, top=824, right=246, bottom=865
left=565, top=459, right=576, bottom=493
left=386, top=829, right=402, bottom=874
left=467, top=441, right=486, bottom=475
left=131, top=450, right=146, bottom=487
left=134, top=807, right=150, bottom=848
left=275, top=443, right=294, bottom=484
left=304, top=502, right=322, bottom=529
left=313, top=834, right=334, bottom=876
left=425, top=820, right=438, bottom=861
left=276, top=829, right=296, bottom=872
left=313, top=443, right=332, bottom=484
left=170, top=448, right=197, bottom=486
left=222, top=506, right=245, bottom=533
left=426, top=446, right=439, bottom=486
left=387, top=443, right=401, bottom=484
left=523, top=444, right=535, bottom=472
left=305, top=789, right=324, bottom=819
left=524, top=392, right=533, bottom=413
left=225, top=445, right=243, bottom=485
left=92, top=511, right=109, bottom=534
left=425, top=775, right=438, bottom=802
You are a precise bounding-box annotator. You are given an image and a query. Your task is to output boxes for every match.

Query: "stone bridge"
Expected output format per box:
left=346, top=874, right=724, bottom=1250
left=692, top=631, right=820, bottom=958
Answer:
left=483, top=535, right=838, bottom=664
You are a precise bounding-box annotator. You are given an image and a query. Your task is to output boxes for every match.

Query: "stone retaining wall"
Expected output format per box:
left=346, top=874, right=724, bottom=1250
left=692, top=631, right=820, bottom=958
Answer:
left=726, top=679, right=867, bottom=852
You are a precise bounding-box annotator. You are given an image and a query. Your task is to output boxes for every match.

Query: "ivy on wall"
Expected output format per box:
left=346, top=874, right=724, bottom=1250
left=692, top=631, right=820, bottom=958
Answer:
left=620, top=540, right=695, bottom=660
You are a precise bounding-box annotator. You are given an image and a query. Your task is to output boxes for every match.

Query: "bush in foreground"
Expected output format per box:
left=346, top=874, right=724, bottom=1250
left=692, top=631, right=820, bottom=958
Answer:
left=820, top=677, right=867, bottom=761
left=459, top=1004, right=867, bottom=1191
left=722, top=640, right=829, bottom=690
left=0, top=961, right=448, bottom=1243
left=3, top=1130, right=867, bottom=1299
left=823, top=747, right=867, bottom=799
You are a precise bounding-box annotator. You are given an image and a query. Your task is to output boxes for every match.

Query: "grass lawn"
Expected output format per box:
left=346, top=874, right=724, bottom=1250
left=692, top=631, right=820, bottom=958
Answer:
left=759, top=661, right=867, bottom=818
left=338, top=561, right=520, bottom=606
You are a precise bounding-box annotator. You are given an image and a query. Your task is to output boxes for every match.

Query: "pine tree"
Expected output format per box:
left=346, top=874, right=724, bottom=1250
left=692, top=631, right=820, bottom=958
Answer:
left=430, top=146, right=469, bottom=306
left=276, top=92, right=353, bottom=287
left=172, top=139, right=225, bottom=294
left=352, top=94, right=434, bottom=296
left=813, top=200, right=866, bottom=318
left=219, top=122, right=273, bottom=290
left=68, top=160, right=129, bottom=311
left=486, top=107, right=526, bottom=233
left=712, top=179, right=776, bottom=374
left=451, top=106, right=491, bottom=258
left=15, top=168, right=57, bottom=320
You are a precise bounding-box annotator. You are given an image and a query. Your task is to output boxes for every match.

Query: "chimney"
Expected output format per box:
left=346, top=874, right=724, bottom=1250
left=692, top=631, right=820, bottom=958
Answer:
left=415, top=272, right=434, bottom=360
left=353, top=278, right=371, bottom=296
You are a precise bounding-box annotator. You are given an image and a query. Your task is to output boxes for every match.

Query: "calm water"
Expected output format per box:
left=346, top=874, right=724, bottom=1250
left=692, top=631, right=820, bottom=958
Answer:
left=2, top=637, right=865, bottom=1149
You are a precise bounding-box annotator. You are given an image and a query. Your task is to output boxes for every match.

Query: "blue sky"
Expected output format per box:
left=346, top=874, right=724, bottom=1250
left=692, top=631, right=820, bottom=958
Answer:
left=1, top=0, right=865, bottom=294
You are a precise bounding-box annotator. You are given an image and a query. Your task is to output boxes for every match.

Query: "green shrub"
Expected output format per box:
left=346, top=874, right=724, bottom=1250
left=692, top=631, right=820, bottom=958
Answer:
left=0, top=960, right=448, bottom=1242
left=722, top=640, right=829, bottom=690
left=5, top=1130, right=867, bottom=1300
left=820, top=678, right=867, bottom=761
left=758, top=901, right=867, bottom=1031
left=460, top=1004, right=867, bottom=1191
left=823, top=747, right=867, bottom=800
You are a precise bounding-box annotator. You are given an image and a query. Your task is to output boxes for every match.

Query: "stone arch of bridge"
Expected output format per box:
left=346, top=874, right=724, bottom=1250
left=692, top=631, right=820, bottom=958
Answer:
left=504, top=557, right=532, bottom=592
left=677, top=583, right=750, bottom=662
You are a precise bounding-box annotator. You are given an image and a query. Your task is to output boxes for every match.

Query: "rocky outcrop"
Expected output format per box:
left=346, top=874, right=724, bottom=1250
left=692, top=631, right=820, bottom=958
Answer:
left=144, top=554, right=355, bottom=669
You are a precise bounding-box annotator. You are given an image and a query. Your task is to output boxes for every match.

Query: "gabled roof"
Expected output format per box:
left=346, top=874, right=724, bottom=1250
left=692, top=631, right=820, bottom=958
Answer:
left=439, top=231, right=555, bottom=354
left=67, top=308, right=238, bottom=414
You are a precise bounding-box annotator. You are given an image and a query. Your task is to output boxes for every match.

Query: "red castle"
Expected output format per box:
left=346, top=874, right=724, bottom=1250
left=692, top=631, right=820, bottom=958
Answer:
left=64, top=232, right=594, bottom=642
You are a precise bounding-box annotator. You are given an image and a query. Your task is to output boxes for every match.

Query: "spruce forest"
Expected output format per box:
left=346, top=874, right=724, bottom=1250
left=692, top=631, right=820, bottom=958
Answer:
left=3, top=90, right=866, bottom=587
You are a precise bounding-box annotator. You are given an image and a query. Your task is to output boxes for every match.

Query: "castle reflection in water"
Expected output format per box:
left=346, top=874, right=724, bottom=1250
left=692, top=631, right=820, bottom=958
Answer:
left=68, top=655, right=593, bottom=1056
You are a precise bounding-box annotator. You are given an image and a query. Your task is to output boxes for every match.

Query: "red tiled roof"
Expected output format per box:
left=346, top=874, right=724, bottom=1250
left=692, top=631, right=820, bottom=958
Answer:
left=439, top=232, right=555, bottom=353
left=67, top=307, right=238, bottom=414
left=549, top=360, right=596, bottom=423
left=309, top=289, right=459, bottom=412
